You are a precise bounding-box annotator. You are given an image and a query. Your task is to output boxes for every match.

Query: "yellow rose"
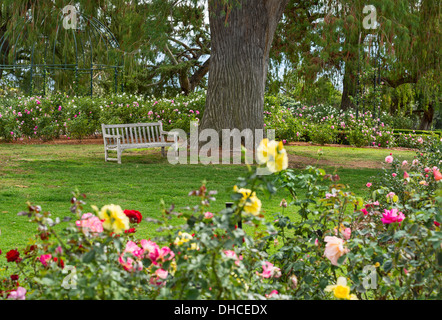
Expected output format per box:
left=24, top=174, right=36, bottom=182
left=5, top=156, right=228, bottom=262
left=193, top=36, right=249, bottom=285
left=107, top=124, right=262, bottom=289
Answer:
left=233, top=185, right=262, bottom=216
left=266, top=141, right=288, bottom=173
left=256, top=138, right=275, bottom=164
left=256, top=139, right=288, bottom=173
left=98, top=204, right=130, bottom=234
left=334, top=284, right=351, bottom=299
left=325, top=277, right=355, bottom=300
left=174, top=231, right=193, bottom=246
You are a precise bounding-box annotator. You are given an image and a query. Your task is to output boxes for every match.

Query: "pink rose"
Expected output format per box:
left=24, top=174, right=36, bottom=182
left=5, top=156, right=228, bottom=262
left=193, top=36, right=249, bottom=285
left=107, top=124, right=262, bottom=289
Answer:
left=342, top=228, right=351, bottom=240
left=385, top=155, right=393, bottom=163
left=7, top=287, right=27, bottom=300
left=75, top=213, right=103, bottom=235
left=265, top=290, right=279, bottom=298
left=39, top=254, right=52, bottom=267
left=257, top=261, right=281, bottom=278
left=381, top=208, right=405, bottom=224
left=366, top=182, right=372, bottom=188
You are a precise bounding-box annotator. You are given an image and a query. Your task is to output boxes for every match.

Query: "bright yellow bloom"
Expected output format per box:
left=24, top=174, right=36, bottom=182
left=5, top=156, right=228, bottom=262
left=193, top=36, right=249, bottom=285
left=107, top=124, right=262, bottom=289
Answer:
left=374, top=262, right=380, bottom=268
left=257, top=139, right=288, bottom=173
left=174, top=232, right=193, bottom=246
left=325, top=277, right=356, bottom=300
left=266, top=141, right=288, bottom=173
left=98, top=204, right=130, bottom=234
left=256, top=138, right=274, bottom=164
left=233, top=185, right=262, bottom=216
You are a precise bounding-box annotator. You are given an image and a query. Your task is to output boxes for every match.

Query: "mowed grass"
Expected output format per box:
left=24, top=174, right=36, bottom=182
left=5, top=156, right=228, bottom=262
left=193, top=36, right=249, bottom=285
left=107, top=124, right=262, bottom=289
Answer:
left=0, top=142, right=417, bottom=257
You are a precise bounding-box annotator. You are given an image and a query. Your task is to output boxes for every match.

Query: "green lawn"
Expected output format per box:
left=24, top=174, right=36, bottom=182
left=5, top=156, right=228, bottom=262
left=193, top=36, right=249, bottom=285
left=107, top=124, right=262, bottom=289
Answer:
left=0, top=143, right=417, bottom=256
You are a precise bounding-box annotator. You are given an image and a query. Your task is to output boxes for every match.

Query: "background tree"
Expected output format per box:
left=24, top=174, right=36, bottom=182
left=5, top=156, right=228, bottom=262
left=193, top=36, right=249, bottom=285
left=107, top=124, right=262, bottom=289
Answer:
left=200, top=0, right=289, bottom=135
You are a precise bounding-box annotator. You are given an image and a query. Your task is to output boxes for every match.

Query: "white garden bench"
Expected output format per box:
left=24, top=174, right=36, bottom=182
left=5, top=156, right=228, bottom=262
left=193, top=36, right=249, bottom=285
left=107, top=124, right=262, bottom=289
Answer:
left=101, top=122, right=178, bottom=164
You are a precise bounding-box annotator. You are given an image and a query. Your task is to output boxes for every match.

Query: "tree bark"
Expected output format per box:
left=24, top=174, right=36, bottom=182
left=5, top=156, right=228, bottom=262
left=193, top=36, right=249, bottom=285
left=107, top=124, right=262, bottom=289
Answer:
left=417, top=104, right=434, bottom=130
left=340, top=61, right=357, bottom=111
left=200, top=0, right=288, bottom=135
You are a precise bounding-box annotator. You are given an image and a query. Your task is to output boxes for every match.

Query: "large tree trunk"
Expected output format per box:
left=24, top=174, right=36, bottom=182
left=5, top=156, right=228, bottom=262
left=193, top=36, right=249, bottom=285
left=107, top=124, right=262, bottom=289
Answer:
left=418, top=104, right=434, bottom=130
left=340, top=61, right=357, bottom=111
left=200, top=0, right=288, bottom=135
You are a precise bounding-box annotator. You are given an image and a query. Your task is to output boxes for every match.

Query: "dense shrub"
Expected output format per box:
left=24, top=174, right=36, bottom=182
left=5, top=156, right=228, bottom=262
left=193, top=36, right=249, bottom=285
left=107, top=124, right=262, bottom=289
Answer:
left=0, top=92, right=438, bottom=149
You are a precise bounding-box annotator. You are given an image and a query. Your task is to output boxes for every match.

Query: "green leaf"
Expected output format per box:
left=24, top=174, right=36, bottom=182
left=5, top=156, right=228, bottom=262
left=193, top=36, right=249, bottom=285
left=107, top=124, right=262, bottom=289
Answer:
left=383, top=260, right=393, bottom=272
left=82, top=250, right=96, bottom=263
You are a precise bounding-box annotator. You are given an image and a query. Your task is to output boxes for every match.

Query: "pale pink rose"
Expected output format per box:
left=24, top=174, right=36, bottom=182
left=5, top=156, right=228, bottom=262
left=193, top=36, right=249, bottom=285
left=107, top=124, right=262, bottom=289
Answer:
left=381, top=208, right=405, bottom=224
left=342, top=228, right=351, bottom=240
left=424, top=167, right=430, bottom=173
left=140, top=239, right=159, bottom=254
left=7, top=287, right=27, bottom=300
left=403, top=171, right=409, bottom=179
left=402, top=160, right=408, bottom=166
left=224, top=250, right=243, bottom=266
left=324, top=236, right=347, bottom=266
left=385, top=155, right=393, bottom=163
left=75, top=213, right=103, bottom=235
left=55, top=246, right=63, bottom=255
left=155, top=268, right=168, bottom=279
left=124, top=241, right=144, bottom=258
left=412, top=159, right=419, bottom=166
left=387, top=192, right=396, bottom=199
left=204, top=211, right=214, bottom=219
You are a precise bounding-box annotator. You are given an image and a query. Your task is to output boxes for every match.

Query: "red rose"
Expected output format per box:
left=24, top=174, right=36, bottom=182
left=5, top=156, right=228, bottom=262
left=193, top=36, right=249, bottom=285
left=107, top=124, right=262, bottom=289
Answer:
left=10, top=275, right=19, bottom=281
left=124, top=228, right=136, bottom=234
left=124, top=210, right=142, bottom=224
left=24, top=245, right=37, bottom=255
left=6, top=249, right=20, bottom=263
left=53, top=257, right=65, bottom=269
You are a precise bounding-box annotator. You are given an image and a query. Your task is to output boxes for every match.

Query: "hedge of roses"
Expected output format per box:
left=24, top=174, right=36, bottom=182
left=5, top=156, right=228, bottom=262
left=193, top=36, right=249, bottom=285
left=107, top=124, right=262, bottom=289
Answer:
left=1, top=138, right=441, bottom=300
left=0, top=92, right=205, bottom=141
left=263, top=96, right=442, bottom=148
left=1, top=92, right=440, bottom=148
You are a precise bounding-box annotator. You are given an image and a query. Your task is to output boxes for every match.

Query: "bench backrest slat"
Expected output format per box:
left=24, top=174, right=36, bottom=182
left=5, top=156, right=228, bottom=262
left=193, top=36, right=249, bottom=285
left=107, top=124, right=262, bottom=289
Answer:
left=102, top=122, right=165, bottom=145
left=141, top=126, right=147, bottom=144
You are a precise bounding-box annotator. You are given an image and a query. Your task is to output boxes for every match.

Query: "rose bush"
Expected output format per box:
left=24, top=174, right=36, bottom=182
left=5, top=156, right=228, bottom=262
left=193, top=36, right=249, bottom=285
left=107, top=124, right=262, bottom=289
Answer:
left=1, top=139, right=440, bottom=300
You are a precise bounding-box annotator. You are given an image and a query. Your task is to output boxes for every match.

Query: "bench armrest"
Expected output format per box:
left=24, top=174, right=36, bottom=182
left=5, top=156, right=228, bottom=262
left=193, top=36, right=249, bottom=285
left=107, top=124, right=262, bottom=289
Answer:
left=161, top=131, right=180, bottom=145
left=103, top=134, right=121, bottom=139
left=161, top=131, right=179, bottom=136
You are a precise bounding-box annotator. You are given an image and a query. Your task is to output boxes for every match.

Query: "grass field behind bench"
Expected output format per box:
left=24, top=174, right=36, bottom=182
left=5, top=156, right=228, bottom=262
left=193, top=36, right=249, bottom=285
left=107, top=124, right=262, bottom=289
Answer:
left=0, top=143, right=416, bottom=260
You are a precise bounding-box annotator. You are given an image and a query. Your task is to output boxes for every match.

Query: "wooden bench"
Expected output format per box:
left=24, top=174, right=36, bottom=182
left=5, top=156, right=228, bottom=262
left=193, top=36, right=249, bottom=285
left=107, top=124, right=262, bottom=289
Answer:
left=101, top=122, right=178, bottom=164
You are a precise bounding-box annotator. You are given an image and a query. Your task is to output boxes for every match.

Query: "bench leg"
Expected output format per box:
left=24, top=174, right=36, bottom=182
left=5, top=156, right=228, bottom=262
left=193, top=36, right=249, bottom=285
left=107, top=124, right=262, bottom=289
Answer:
left=117, top=148, right=122, bottom=164
left=161, top=146, right=165, bottom=157
left=104, top=148, right=109, bottom=162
